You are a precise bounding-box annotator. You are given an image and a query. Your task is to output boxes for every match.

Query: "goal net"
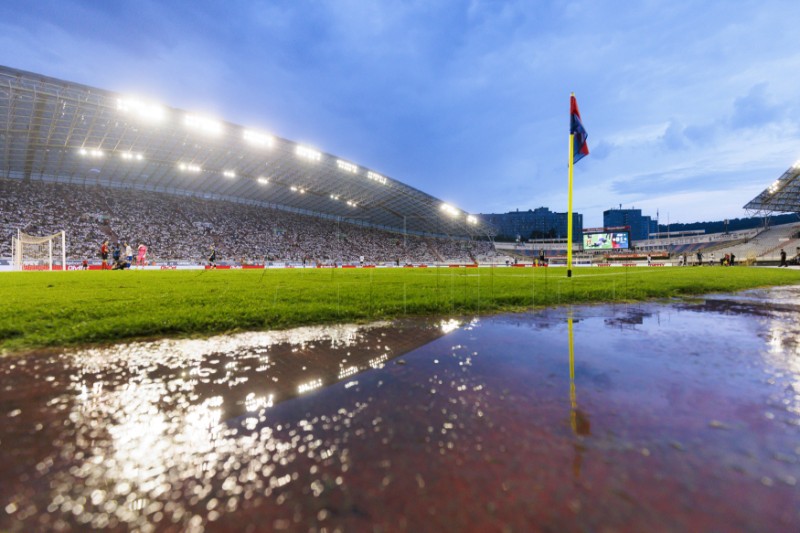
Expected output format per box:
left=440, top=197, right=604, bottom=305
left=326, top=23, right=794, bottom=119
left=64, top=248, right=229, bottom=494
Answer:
left=11, top=230, right=67, bottom=271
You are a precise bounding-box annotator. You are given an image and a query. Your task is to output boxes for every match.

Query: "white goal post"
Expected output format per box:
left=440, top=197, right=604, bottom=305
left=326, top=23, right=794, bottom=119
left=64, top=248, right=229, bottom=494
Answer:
left=11, top=230, right=67, bottom=271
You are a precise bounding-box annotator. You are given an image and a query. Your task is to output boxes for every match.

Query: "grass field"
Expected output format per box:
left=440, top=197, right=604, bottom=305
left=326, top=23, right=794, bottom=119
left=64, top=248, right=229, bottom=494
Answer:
left=2, top=265, right=799, bottom=354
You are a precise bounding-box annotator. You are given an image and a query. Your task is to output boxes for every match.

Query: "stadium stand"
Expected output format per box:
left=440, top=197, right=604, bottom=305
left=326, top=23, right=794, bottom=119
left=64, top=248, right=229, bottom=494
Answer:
left=0, top=65, right=493, bottom=259
left=0, top=178, right=497, bottom=265
left=708, top=222, right=800, bottom=264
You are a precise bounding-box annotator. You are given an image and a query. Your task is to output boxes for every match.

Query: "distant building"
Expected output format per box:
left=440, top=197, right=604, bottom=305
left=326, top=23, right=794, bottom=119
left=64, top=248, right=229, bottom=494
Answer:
left=479, top=207, right=583, bottom=243
left=602, top=208, right=657, bottom=241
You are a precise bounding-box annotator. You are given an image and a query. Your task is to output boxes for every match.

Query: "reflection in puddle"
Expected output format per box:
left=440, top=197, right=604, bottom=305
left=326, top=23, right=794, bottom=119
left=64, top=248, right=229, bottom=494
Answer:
left=2, top=288, right=800, bottom=531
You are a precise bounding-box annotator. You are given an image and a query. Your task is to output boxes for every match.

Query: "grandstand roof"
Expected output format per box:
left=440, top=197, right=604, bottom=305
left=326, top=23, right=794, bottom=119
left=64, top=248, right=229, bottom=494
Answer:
left=744, top=163, right=800, bottom=216
left=0, top=65, right=492, bottom=239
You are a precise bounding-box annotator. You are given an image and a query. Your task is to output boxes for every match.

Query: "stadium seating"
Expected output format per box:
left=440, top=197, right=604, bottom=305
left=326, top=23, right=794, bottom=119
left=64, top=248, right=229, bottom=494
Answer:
left=0, top=179, right=498, bottom=265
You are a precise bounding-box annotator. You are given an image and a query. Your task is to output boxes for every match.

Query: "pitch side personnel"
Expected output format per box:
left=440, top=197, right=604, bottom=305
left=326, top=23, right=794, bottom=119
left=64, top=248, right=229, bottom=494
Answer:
left=208, top=245, right=217, bottom=269
left=100, top=240, right=109, bottom=270
left=137, top=242, right=147, bottom=269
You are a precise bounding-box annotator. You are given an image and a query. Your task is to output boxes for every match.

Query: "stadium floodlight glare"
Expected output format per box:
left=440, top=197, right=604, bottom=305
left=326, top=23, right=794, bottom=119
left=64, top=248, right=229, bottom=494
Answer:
left=223, top=170, right=236, bottom=178
left=330, top=194, right=340, bottom=200
left=440, top=203, right=459, bottom=217
left=466, top=215, right=478, bottom=224
left=367, top=171, right=387, bottom=185
left=178, top=163, right=202, bottom=173
left=120, top=152, right=144, bottom=161
left=116, top=98, right=165, bottom=122
left=295, top=145, right=321, bottom=162
left=290, top=185, right=298, bottom=192
left=79, top=148, right=104, bottom=158
left=768, top=180, right=781, bottom=194
left=243, top=129, right=273, bottom=147
left=257, top=177, right=269, bottom=185
left=346, top=200, right=358, bottom=207
left=337, top=160, right=358, bottom=173
left=184, top=114, right=223, bottom=135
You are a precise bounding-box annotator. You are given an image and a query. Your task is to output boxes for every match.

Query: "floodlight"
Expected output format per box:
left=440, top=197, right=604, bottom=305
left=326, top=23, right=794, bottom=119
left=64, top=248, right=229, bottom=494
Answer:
left=290, top=186, right=298, bottom=192
left=80, top=148, right=103, bottom=158
left=466, top=215, right=478, bottom=224
left=296, top=145, right=321, bottom=162
left=223, top=170, right=236, bottom=178
left=184, top=114, right=223, bottom=135
left=120, top=152, right=144, bottom=161
left=116, top=98, right=165, bottom=122
left=337, top=160, right=358, bottom=173
left=440, top=203, right=459, bottom=217
left=367, top=171, right=386, bottom=185
left=243, top=129, right=273, bottom=147
left=257, top=177, right=269, bottom=185
left=178, top=163, right=202, bottom=173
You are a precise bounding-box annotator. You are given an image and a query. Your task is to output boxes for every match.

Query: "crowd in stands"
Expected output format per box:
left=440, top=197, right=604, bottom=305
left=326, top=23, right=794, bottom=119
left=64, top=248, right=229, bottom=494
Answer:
left=0, top=179, right=497, bottom=265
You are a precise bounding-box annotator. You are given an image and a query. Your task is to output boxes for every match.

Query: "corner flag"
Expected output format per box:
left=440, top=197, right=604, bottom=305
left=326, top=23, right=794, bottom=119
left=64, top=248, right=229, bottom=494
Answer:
left=570, top=94, right=589, bottom=164
left=567, top=93, right=589, bottom=278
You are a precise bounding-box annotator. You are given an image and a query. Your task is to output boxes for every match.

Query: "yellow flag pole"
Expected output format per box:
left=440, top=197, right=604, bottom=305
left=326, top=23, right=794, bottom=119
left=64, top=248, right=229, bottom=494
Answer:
left=567, top=98, right=575, bottom=278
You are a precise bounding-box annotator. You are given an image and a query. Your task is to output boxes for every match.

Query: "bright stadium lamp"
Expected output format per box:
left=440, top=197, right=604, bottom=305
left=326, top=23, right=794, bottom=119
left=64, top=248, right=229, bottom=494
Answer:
left=116, top=98, right=165, bottom=122
left=337, top=160, right=358, bottom=173
left=466, top=215, right=478, bottom=225
left=367, top=171, right=386, bottom=185
left=184, top=114, right=223, bottom=135
left=78, top=148, right=104, bottom=159
left=296, top=145, right=321, bottom=162
left=257, top=177, right=269, bottom=185
left=243, top=129, right=273, bottom=147
left=178, top=163, right=202, bottom=173
left=223, top=170, right=236, bottom=178
left=79, top=148, right=103, bottom=158
left=440, top=203, right=459, bottom=217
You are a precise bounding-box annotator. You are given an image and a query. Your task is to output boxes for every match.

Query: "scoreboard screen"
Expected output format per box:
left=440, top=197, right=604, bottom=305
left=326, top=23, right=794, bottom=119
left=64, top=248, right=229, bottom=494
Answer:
left=583, top=232, right=629, bottom=250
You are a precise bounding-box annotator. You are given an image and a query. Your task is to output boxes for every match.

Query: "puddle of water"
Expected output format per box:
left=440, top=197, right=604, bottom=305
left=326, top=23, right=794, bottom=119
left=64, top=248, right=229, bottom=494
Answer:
left=1, top=288, right=800, bottom=531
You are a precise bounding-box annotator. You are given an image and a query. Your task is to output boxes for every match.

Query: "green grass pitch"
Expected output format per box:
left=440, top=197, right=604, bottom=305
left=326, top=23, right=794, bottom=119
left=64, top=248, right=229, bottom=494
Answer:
left=1, top=266, right=799, bottom=354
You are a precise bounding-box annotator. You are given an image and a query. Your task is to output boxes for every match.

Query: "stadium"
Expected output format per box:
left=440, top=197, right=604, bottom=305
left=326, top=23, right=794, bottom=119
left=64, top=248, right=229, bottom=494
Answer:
left=5, top=64, right=800, bottom=272
left=2, top=63, right=800, bottom=532
left=0, top=65, right=499, bottom=270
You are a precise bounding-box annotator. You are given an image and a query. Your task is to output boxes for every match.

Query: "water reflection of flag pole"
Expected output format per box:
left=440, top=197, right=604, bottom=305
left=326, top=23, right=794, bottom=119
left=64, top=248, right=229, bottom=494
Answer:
left=569, top=314, right=577, bottom=434
left=568, top=311, right=591, bottom=479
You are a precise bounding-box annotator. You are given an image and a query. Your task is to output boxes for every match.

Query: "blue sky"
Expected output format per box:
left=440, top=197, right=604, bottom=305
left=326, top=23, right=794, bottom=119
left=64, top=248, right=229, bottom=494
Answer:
left=2, top=0, right=799, bottom=227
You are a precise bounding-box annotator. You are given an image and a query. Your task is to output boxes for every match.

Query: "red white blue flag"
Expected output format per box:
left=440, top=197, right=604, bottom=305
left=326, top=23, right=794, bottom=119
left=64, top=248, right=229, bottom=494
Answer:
left=570, top=94, right=589, bottom=164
